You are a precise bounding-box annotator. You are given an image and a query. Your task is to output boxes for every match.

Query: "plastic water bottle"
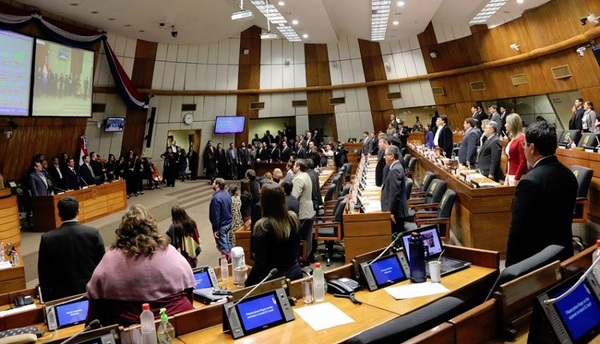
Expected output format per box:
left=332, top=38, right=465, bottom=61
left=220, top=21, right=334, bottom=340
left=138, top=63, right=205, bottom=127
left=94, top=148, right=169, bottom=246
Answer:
left=157, top=308, right=174, bottom=344
left=593, top=239, right=600, bottom=285
left=220, top=255, right=229, bottom=281
left=11, top=252, right=19, bottom=267
left=408, top=232, right=426, bottom=283
left=313, top=262, right=326, bottom=302
left=140, top=303, right=157, bottom=344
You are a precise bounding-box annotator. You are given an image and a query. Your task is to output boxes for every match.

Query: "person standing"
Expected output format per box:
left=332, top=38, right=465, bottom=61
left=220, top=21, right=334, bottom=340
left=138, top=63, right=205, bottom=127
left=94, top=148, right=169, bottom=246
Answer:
left=203, top=141, right=217, bottom=184
left=504, top=113, right=528, bottom=186
left=291, top=159, right=315, bottom=262
left=187, top=145, right=199, bottom=180
left=226, top=143, right=239, bottom=180
left=361, top=131, right=371, bottom=156
left=167, top=205, right=201, bottom=268
left=506, top=121, right=577, bottom=267
left=38, top=197, right=105, bottom=301
left=457, top=118, right=480, bottom=168
left=238, top=142, right=251, bottom=179
left=209, top=178, right=233, bottom=258
left=380, top=145, right=408, bottom=234
left=29, top=161, right=50, bottom=196
left=569, top=98, right=584, bottom=131
left=433, top=115, right=454, bottom=158
left=477, top=121, right=504, bottom=182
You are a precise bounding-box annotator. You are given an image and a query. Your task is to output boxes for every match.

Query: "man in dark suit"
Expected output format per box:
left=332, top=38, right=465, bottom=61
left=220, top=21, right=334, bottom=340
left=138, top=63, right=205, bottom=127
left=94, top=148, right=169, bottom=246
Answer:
left=473, top=105, right=487, bottom=129
left=238, top=142, right=251, bottom=179
left=78, top=155, right=96, bottom=186
left=457, top=118, right=480, bottom=168
left=433, top=115, right=454, bottom=158
left=48, top=157, right=65, bottom=190
left=375, top=135, right=390, bottom=187
left=269, top=142, right=281, bottom=163
left=498, top=106, right=508, bottom=137
left=380, top=145, right=408, bottom=234
left=226, top=142, right=239, bottom=180
left=203, top=140, right=217, bottom=183
left=280, top=141, right=292, bottom=162
left=477, top=121, right=504, bottom=182
left=62, top=158, right=80, bottom=190
left=29, top=161, right=50, bottom=196
left=257, top=142, right=270, bottom=162
left=38, top=197, right=105, bottom=301
left=568, top=98, right=584, bottom=131
left=505, top=121, right=577, bottom=267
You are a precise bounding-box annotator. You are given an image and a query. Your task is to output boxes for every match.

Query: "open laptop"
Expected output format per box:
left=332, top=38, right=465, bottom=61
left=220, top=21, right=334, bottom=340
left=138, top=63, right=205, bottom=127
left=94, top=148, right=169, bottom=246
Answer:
left=192, top=266, right=229, bottom=304
left=400, top=225, right=471, bottom=277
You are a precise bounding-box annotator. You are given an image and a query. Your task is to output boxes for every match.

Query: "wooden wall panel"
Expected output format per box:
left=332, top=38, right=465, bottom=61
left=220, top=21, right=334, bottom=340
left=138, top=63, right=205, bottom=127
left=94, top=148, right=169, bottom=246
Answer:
left=131, top=40, right=158, bottom=89
left=236, top=26, right=262, bottom=146
left=304, top=44, right=334, bottom=115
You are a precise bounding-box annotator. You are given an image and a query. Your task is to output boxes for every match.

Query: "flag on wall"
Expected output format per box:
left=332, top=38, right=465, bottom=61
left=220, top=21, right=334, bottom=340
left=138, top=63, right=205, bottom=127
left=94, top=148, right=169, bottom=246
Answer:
left=79, top=134, right=88, bottom=166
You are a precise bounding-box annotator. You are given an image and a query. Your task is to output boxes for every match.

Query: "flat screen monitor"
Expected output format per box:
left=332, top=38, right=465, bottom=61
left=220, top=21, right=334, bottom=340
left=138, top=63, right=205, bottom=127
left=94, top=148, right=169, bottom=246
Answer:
left=104, top=117, right=125, bottom=132
left=32, top=39, right=94, bottom=117
left=55, top=298, right=89, bottom=329
left=530, top=272, right=600, bottom=344
left=193, top=266, right=218, bottom=289
left=359, top=251, right=410, bottom=291
left=0, top=30, right=34, bottom=117
left=215, top=116, right=245, bottom=134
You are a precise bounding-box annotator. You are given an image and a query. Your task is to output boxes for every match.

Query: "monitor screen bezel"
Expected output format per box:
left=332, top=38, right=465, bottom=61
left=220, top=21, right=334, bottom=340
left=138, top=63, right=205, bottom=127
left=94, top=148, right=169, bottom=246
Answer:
left=104, top=116, right=125, bottom=132
left=193, top=267, right=215, bottom=290
left=55, top=298, right=89, bottom=329
left=234, top=290, right=287, bottom=334
left=367, top=253, right=409, bottom=289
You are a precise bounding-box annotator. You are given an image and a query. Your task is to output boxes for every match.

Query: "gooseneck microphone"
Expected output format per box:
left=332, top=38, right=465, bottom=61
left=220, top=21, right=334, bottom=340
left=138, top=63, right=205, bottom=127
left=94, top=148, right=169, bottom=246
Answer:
left=229, top=268, right=278, bottom=310
left=368, top=234, right=403, bottom=266
left=60, top=319, right=101, bottom=344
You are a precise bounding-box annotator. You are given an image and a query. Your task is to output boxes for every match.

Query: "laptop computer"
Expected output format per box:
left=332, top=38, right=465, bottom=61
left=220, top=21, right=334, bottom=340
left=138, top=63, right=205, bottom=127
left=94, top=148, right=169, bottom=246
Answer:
left=192, top=266, right=230, bottom=304
left=400, top=225, right=471, bottom=277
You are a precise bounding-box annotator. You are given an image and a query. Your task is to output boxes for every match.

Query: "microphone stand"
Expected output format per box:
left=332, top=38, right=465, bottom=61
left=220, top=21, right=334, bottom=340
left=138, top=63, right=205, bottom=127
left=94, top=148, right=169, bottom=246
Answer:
left=60, top=319, right=101, bottom=344
left=368, top=234, right=403, bottom=266
left=229, top=268, right=278, bottom=310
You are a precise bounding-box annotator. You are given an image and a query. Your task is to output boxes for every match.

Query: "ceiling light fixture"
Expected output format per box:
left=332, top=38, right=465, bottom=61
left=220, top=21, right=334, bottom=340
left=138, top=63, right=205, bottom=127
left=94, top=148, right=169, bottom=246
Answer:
left=291, top=19, right=298, bottom=25
left=470, top=0, right=508, bottom=25
left=260, top=0, right=278, bottom=40
left=392, top=20, right=399, bottom=25
left=251, top=0, right=300, bottom=41
left=231, top=0, right=254, bottom=21
left=371, top=0, right=391, bottom=41
left=516, top=0, right=524, bottom=4
left=397, top=1, right=405, bottom=6
left=278, top=1, right=285, bottom=5
left=302, top=33, right=308, bottom=39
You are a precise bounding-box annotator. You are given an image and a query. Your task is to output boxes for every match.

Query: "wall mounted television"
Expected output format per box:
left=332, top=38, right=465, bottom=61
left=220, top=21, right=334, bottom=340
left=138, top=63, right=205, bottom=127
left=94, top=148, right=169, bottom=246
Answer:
left=215, top=116, right=246, bottom=134
left=104, top=117, right=125, bottom=132
left=31, top=39, right=94, bottom=117
left=0, top=29, right=34, bottom=117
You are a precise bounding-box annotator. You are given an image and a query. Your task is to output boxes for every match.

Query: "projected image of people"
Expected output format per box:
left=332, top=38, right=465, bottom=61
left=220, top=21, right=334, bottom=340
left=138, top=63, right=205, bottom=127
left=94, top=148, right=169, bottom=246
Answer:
left=32, top=39, right=94, bottom=117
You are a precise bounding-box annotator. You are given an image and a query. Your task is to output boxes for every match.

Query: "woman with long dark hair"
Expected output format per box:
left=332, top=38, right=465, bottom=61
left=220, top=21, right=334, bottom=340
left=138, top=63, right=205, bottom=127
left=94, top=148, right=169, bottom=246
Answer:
left=240, top=179, right=253, bottom=223
left=167, top=205, right=201, bottom=268
left=244, top=183, right=303, bottom=286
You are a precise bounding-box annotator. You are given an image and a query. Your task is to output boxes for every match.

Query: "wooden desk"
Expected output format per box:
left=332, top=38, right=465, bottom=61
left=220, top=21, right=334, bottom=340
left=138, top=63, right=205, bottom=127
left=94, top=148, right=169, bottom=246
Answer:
left=342, top=212, right=390, bottom=264
left=177, top=293, right=398, bottom=344
left=408, top=146, right=515, bottom=254
left=31, top=180, right=127, bottom=232
left=0, top=193, right=20, bottom=246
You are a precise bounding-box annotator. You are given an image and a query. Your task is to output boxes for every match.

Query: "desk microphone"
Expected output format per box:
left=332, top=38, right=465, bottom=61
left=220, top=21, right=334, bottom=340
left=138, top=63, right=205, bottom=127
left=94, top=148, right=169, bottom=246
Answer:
left=543, top=253, right=600, bottom=306
left=368, top=234, right=403, bottom=266
left=53, top=186, right=67, bottom=193
left=78, top=176, right=89, bottom=188
left=60, top=319, right=101, bottom=344
left=229, top=268, right=278, bottom=310
left=595, top=136, right=600, bottom=149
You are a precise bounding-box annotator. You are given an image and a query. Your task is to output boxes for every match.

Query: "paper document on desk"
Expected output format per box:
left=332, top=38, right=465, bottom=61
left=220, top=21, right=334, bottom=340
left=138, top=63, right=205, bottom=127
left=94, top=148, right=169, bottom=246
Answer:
left=0, top=261, right=12, bottom=270
left=385, top=282, right=450, bottom=299
left=294, top=302, right=354, bottom=331
left=361, top=200, right=381, bottom=212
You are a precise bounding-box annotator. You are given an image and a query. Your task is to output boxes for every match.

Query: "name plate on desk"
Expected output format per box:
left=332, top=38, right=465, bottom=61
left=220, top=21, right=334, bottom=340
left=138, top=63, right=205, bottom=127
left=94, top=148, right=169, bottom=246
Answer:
left=222, top=288, right=294, bottom=339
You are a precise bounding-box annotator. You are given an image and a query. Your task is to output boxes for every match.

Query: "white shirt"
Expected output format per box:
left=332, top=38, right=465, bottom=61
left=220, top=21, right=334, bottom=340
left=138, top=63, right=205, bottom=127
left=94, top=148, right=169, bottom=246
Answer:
left=433, top=125, right=443, bottom=146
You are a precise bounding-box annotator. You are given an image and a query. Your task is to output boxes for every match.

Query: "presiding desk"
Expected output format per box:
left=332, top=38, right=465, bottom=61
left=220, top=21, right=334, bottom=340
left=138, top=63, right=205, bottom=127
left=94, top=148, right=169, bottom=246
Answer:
left=407, top=145, right=515, bottom=254
left=31, top=180, right=127, bottom=232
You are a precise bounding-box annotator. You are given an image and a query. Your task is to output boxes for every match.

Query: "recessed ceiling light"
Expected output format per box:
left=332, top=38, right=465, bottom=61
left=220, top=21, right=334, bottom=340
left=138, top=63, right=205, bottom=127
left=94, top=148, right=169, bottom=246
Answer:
left=516, top=0, right=524, bottom=3
left=397, top=1, right=405, bottom=6
left=302, top=33, right=308, bottom=38
left=392, top=20, right=399, bottom=25
left=278, top=1, right=285, bottom=5
left=292, top=19, right=298, bottom=25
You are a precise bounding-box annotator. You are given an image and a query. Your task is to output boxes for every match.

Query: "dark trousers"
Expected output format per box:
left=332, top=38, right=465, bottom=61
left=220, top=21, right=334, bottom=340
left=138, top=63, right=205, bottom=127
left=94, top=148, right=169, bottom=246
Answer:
left=299, top=217, right=315, bottom=260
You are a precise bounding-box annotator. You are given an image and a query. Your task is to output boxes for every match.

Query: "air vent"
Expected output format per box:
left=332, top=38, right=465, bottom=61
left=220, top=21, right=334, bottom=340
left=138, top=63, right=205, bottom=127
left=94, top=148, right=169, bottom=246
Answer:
left=511, top=74, right=528, bottom=86
left=249, top=102, right=265, bottom=110
left=292, top=100, right=307, bottom=107
left=181, top=104, right=197, bottom=111
left=91, top=103, right=106, bottom=113
left=386, top=92, right=402, bottom=100
left=329, top=97, right=346, bottom=105
left=551, top=65, right=572, bottom=79
left=431, top=87, right=445, bottom=96
left=470, top=81, right=486, bottom=91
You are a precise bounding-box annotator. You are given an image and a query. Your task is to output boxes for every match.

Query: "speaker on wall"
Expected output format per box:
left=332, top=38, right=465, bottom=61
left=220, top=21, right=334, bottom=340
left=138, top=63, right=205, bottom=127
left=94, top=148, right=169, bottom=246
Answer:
left=145, top=107, right=156, bottom=148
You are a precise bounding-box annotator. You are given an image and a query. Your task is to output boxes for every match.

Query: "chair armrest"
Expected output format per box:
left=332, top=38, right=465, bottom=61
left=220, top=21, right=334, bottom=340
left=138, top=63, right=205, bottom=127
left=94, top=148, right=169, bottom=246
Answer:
left=414, top=211, right=439, bottom=220
left=314, top=222, right=342, bottom=240
left=315, top=216, right=336, bottom=223
left=415, top=217, right=449, bottom=227
left=408, top=198, right=426, bottom=207
left=410, top=191, right=427, bottom=198
left=413, top=203, right=441, bottom=211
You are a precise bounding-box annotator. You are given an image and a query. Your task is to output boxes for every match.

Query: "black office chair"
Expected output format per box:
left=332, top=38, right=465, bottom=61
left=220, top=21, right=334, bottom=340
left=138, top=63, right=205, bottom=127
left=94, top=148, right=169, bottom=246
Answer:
left=570, top=165, right=593, bottom=251
left=408, top=178, right=447, bottom=208
left=411, top=171, right=435, bottom=196
left=314, top=197, right=347, bottom=266
left=406, top=157, right=417, bottom=179
left=577, top=132, right=600, bottom=150
left=406, top=189, right=457, bottom=241
left=558, top=129, right=581, bottom=147
left=402, top=154, right=411, bottom=168
left=485, top=245, right=565, bottom=301
left=347, top=296, right=466, bottom=344
left=404, top=178, right=413, bottom=201
left=555, top=129, right=564, bottom=144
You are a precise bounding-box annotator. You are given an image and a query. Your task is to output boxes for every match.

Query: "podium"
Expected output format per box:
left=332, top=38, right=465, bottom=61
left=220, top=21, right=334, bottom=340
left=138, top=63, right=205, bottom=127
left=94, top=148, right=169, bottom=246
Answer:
left=31, top=180, right=127, bottom=232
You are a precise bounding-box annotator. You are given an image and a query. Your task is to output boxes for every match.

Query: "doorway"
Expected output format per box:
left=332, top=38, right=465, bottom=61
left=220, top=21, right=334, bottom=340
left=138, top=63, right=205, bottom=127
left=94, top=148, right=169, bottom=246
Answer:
left=167, top=129, right=202, bottom=179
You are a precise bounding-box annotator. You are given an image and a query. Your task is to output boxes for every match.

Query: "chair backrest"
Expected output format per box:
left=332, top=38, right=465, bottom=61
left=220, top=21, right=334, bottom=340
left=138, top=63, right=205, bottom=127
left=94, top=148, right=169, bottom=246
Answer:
left=324, top=184, right=337, bottom=203
left=407, top=157, right=417, bottom=173
left=420, top=171, right=435, bottom=192
left=437, top=189, right=456, bottom=218
left=340, top=184, right=351, bottom=197
left=425, top=179, right=447, bottom=204
left=559, top=129, right=581, bottom=146
left=404, top=178, right=413, bottom=200
left=555, top=129, right=564, bottom=143
left=485, top=245, right=565, bottom=301
left=577, top=132, right=600, bottom=148
left=403, top=154, right=411, bottom=167
left=570, top=165, right=593, bottom=199
left=347, top=296, right=466, bottom=344
left=400, top=147, right=407, bottom=158
left=334, top=197, right=347, bottom=223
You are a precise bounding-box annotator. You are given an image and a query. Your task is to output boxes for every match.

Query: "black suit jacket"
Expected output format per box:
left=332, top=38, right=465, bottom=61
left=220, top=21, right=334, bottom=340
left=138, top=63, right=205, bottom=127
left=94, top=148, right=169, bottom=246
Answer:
left=505, top=155, right=577, bottom=267
left=38, top=221, right=105, bottom=301
left=375, top=151, right=386, bottom=187
left=477, top=135, right=504, bottom=182
left=61, top=166, right=80, bottom=190
left=280, top=147, right=292, bottom=162
left=437, top=125, right=454, bottom=158
left=48, top=165, right=65, bottom=190
left=29, top=172, right=49, bottom=196
left=79, top=163, right=95, bottom=186
left=380, top=161, right=408, bottom=220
